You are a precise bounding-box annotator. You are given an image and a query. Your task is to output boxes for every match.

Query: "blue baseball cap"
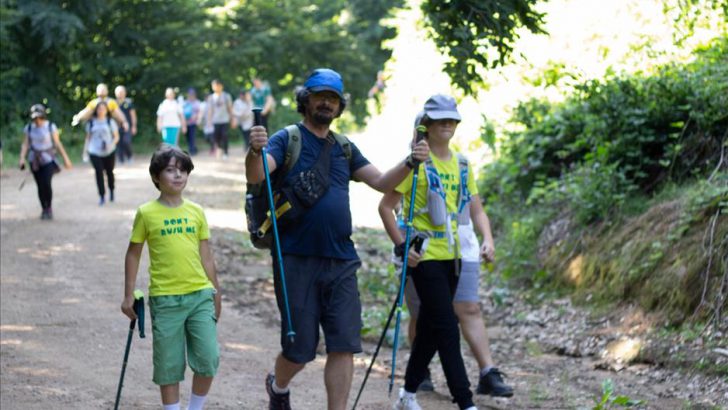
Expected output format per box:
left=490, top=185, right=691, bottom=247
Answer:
left=304, top=68, right=344, bottom=99
left=423, top=94, right=461, bottom=122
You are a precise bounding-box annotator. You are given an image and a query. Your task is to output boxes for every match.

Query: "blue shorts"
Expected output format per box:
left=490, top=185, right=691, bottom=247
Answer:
left=273, top=255, right=363, bottom=363
left=404, top=260, right=480, bottom=316
left=162, top=127, right=180, bottom=145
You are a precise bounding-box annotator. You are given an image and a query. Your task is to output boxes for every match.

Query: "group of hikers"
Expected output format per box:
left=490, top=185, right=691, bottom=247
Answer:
left=114, top=68, right=513, bottom=410
left=19, top=78, right=273, bottom=216
left=16, top=66, right=512, bottom=409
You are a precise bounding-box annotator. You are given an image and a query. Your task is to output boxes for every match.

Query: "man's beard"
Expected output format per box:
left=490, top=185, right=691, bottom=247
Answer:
left=310, top=105, right=335, bottom=126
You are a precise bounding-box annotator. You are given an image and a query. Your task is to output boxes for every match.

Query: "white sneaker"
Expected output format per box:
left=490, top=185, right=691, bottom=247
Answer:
left=393, top=388, right=421, bottom=410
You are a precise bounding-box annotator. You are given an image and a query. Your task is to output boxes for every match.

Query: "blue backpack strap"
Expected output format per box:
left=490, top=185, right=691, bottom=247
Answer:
left=456, top=152, right=472, bottom=216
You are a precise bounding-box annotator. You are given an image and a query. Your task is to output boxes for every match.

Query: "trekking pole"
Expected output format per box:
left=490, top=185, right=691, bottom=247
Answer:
left=18, top=164, right=27, bottom=191
left=114, top=289, right=145, bottom=410
left=388, top=125, right=427, bottom=396
left=254, top=108, right=296, bottom=343
left=351, top=292, right=399, bottom=409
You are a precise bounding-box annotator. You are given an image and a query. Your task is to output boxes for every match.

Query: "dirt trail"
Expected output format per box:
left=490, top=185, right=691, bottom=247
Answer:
left=1, top=154, right=726, bottom=409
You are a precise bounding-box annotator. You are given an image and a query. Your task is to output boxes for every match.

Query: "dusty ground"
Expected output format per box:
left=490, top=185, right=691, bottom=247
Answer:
left=1, top=154, right=726, bottom=409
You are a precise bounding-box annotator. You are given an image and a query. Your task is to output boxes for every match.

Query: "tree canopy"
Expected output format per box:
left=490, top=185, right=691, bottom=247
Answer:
left=0, top=0, right=403, bottom=143
left=420, top=0, right=548, bottom=94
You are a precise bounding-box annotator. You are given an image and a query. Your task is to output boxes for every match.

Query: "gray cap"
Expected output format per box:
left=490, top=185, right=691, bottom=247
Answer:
left=423, top=94, right=461, bottom=122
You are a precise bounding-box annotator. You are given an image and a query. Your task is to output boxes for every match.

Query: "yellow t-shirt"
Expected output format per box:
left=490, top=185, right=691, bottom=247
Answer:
left=130, top=199, right=213, bottom=296
left=86, top=97, right=120, bottom=112
left=395, top=152, right=478, bottom=261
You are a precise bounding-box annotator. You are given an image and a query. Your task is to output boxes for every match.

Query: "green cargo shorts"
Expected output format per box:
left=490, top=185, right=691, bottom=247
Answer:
left=149, top=287, right=219, bottom=385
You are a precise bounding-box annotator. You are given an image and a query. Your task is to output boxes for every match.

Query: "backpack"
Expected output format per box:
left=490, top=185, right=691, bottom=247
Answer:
left=245, top=123, right=353, bottom=249
left=25, top=121, right=59, bottom=173
left=406, top=153, right=472, bottom=250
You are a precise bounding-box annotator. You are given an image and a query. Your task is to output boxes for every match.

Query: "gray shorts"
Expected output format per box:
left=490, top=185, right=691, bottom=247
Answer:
left=404, top=260, right=480, bottom=316
left=273, top=254, right=363, bottom=364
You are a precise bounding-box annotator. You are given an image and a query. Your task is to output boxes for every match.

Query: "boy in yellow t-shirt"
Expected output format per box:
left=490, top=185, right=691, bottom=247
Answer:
left=121, top=144, right=221, bottom=410
left=380, top=95, right=485, bottom=410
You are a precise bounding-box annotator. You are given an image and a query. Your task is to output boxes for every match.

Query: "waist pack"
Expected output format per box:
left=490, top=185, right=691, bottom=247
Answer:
left=245, top=124, right=352, bottom=249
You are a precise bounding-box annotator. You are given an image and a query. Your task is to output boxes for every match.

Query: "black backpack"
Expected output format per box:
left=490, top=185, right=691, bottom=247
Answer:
left=245, top=123, right=352, bottom=249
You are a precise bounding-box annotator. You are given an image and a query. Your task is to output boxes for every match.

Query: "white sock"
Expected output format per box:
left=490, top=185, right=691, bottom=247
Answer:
left=480, top=366, right=494, bottom=376
left=402, top=389, right=416, bottom=399
left=464, top=407, right=478, bottom=410
left=163, top=403, right=180, bottom=410
left=186, top=393, right=207, bottom=410
left=272, top=381, right=289, bottom=394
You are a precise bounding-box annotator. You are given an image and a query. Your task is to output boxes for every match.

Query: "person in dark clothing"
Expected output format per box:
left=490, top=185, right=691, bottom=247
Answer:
left=19, top=104, right=73, bottom=220
left=245, top=68, right=429, bottom=410
left=114, top=85, right=137, bottom=164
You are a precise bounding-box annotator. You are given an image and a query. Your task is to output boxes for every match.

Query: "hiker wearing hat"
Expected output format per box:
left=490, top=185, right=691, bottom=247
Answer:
left=383, top=110, right=514, bottom=403
left=72, top=83, right=129, bottom=131
left=379, top=95, right=490, bottom=410
left=19, top=104, right=73, bottom=220
left=245, top=68, right=429, bottom=410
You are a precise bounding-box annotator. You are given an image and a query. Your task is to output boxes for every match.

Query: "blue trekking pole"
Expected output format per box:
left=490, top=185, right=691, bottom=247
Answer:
left=114, top=290, right=145, bottom=410
left=388, top=125, right=427, bottom=396
left=254, top=108, right=296, bottom=343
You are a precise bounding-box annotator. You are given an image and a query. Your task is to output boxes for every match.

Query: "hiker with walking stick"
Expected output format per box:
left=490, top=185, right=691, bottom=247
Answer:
left=18, top=104, right=73, bottom=220
left=121, top=144, right=221, bottom=410
left=245, top=68, right=428, bottom=410
left=379, top=95, right=480, bottom=410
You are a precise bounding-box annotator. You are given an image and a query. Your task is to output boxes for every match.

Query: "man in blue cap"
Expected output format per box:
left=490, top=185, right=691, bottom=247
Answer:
left=246, top=68, right=429, bottom=410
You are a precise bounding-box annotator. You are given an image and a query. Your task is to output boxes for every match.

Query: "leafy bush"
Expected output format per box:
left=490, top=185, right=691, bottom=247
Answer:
left=480, top=38, right=727, bottom=293
left=483, top=37, right=727, bottom=225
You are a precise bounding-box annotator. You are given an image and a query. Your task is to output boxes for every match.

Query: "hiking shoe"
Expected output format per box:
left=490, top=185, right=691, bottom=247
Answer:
left=417, top=368, right=434, bottom=392
left=266, top=373, right=291, bottom=410
left=476, top=368, right=513, bottom=397
left=393, top=388, right=422, bottom=410
left=40, top=209, right=50, bottom=220
left=99, top=196, right=105, bottom=206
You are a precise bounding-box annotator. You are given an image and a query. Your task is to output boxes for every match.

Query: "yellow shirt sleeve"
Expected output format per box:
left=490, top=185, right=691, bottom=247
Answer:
left=130, top=208, right=147, bottom=244
left=395, top=168, right=416, bottom=195
left=106, top=98, right=119, bottom=111
left=198, top=208, right=210, bottom=240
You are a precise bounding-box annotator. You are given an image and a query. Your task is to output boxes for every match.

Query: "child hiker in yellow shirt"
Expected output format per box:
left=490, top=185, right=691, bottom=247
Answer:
left=121, top=144, right=221, bottom=410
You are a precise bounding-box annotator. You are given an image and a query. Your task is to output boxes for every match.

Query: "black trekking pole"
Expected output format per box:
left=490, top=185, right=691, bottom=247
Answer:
left=351, top=292, right=399, bottom=409
left=114, top=289, right=145, bottom=410
left=388, top=125, right=427, bottom=396
left=254, top=108, right=296, bottom=343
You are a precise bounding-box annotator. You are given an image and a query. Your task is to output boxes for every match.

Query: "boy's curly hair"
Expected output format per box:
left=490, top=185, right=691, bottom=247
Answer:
left=149, top=144, right=194, bottom=190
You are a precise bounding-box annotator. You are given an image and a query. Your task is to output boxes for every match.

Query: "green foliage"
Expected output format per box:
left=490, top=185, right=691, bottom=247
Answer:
left=482, top=37, right=728, bottom=225
left=420, top=0, right=547, bottom=94
left=592, top=379, right=645, bottom=410
left=0, top=0, right=403, bottom=158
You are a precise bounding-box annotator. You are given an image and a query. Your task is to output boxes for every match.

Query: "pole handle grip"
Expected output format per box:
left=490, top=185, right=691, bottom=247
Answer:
left=252, top=108, right=263, bottom=126
left=133, top=292, right=145, bottom=338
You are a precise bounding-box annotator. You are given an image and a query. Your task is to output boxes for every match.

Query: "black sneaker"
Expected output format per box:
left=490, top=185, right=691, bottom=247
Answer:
left=476, top=368, right=513, bottom=397
left=266, top=372, right=291, bottom=410
left=417, top=368, right=434, bottom=392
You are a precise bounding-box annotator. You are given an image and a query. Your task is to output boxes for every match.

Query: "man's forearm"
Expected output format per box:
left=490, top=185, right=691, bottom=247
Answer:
left=375, top=161, right=411, bottom=193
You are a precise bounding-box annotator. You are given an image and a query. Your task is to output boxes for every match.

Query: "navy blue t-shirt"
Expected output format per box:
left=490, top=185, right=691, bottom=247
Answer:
left=267, top=124, right=370, bottom=260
